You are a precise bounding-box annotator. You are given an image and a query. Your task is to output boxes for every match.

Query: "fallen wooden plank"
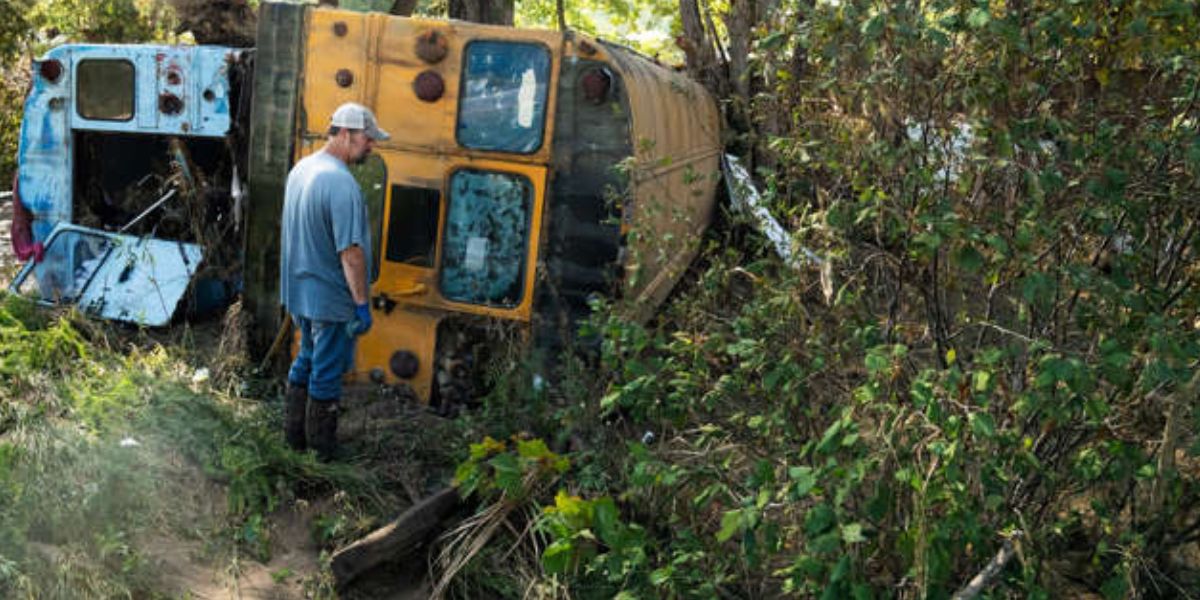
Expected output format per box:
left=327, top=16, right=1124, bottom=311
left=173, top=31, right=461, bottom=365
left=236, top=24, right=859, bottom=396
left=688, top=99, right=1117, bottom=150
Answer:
left=331, top=486, right=463, bottom=587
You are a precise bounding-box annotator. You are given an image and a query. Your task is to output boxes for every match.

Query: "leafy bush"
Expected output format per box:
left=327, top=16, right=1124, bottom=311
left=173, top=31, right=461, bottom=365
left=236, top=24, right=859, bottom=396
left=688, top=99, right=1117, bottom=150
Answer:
left=449, top=2, right=1200, bottom=598
left=0, top=0, right=178, bottom=184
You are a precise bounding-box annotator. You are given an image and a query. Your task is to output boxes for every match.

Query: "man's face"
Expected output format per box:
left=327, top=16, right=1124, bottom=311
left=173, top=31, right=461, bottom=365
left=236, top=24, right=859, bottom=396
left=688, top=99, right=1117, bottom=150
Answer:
left=347, top=130, right=374, bottom=164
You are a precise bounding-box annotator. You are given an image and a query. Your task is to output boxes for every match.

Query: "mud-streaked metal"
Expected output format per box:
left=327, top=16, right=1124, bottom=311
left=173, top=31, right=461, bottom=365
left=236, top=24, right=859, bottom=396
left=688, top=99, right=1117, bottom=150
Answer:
left=599, top=42, right=723, bottom=320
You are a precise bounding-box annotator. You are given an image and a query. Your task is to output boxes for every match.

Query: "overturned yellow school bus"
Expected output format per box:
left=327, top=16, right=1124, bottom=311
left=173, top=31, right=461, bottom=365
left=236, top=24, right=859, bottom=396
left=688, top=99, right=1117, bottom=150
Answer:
left=242, top=3, right=722, bottom=406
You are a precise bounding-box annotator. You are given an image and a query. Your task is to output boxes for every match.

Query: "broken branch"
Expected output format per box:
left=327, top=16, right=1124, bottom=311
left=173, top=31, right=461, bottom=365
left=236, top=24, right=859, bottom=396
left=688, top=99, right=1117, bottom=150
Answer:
left=951, top=531, right=1023, bottom=600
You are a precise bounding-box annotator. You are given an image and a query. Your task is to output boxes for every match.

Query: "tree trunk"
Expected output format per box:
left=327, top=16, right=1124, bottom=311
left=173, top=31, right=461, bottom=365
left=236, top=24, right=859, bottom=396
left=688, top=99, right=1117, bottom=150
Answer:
left=330, top=487, right=463, bottom=587
left=448, top=0, right=513, bottom=25
left=679, top=0, right=718, bottom=90
left=165, top=0, right=256, bottom=46
left=390, top=0, right=419, bottom=16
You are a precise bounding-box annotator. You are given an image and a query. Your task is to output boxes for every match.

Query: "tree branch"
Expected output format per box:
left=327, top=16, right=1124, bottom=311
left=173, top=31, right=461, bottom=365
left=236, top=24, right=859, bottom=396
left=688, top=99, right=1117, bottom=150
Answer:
left=951, top=532, right=1024, bottom=600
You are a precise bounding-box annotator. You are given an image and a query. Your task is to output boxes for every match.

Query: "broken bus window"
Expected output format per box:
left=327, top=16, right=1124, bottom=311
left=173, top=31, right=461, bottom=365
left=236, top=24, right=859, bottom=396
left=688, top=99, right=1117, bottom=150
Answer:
left=385, top=185, right=440, bottom=268
left=456, top=41, right=550, bottom=154
left=439, top=169, right=532, bottom=307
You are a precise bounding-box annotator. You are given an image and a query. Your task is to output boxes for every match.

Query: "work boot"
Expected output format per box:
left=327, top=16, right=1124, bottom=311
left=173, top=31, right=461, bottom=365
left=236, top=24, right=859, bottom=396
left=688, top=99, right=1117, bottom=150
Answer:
left=284, top=383, right=308, bottom=451
left=306, top=399, right=340, bottom=462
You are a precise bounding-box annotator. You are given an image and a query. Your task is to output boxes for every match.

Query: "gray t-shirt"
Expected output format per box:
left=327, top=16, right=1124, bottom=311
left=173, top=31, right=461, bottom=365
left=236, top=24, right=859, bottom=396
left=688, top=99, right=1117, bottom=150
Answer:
left=279, top=150, right=371, bottom=322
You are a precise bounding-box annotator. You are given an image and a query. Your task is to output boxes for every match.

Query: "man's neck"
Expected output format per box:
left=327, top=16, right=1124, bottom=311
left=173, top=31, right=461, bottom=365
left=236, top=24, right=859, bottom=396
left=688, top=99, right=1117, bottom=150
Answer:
left=322, top=140, right=351, bottom=165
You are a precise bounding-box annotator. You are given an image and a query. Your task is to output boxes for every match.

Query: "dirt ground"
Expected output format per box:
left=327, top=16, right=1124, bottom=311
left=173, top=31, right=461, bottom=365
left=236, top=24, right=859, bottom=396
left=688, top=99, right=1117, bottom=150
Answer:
left=149, top=371, right=441, bottom=598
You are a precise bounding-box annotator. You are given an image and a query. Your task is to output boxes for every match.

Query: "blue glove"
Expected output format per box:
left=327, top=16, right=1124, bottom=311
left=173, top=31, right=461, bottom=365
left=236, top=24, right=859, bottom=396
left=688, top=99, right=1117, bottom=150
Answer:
left=350, top=303, right=373, bottom=336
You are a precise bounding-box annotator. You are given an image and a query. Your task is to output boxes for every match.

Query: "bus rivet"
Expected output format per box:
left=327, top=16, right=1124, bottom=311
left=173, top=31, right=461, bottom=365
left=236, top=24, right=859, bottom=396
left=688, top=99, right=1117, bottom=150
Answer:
left=336, top=69, right=354, bottom=88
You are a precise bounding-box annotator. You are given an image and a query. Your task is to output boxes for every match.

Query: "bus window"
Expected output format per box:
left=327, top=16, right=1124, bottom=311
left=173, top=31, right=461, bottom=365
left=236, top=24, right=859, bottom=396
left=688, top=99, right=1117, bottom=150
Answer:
left=439, top=169, right=532, bottom=307
left=456, top=41, right=550, bottom=154
left=349, top=154, right=387, bottom=281
left=77, top=60, right=135, bottom=121
left=385, top=185, right=440, bottom=267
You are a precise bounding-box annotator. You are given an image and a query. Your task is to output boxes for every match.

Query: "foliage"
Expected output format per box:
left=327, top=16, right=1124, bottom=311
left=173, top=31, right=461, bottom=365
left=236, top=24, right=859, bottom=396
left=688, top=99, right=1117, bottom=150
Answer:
left=0, top=0, right=178, bottom=185
left=455, top=435, right=570, bottom=501
left=436, top=1, right=1200, bottom=598
left=516, top=0, right=682, bottom=60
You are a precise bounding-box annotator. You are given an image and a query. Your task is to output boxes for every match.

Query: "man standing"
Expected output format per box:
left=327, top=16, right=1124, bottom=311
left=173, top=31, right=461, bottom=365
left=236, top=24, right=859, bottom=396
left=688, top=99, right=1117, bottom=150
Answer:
left=280, top=102, right=389, bottom=460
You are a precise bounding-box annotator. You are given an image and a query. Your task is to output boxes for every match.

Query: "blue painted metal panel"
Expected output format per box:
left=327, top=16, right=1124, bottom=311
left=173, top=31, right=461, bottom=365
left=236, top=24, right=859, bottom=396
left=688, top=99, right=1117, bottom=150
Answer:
left=8, top=223, right=204, bottom=327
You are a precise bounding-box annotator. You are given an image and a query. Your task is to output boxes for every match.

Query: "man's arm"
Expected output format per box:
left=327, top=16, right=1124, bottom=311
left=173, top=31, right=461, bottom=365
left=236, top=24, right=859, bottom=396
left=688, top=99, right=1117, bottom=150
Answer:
left=339, top=245, right=369, bottom=305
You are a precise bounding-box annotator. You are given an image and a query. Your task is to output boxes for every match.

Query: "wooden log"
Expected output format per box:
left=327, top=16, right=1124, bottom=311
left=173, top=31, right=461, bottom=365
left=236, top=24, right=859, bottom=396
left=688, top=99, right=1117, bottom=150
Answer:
left=331, top=486, right=462, bottom=587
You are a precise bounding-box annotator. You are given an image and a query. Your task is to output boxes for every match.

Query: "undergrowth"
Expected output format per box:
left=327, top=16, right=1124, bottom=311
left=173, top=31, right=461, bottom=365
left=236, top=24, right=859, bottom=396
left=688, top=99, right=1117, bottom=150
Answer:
left=0, top=293, right=378, bottom=598
left=435, top=1, right=1200, bottom=597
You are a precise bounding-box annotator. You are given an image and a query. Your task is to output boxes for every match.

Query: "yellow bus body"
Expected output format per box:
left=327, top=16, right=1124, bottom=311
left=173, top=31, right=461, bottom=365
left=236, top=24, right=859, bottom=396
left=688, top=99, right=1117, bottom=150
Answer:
left=291, top=7, right=721, bottom=403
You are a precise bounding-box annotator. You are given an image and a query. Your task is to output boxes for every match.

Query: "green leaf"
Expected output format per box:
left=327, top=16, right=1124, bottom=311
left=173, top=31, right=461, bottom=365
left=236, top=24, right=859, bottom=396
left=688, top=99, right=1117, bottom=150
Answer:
left=969, top=412, right=996, bottom=439
left=973, top=370, right=992, bottom=392
left=967, top=8, right=991, bottom=29
left=805, top=504, right=836, bottom=536
left=542, top=539, right=574, bottom=575
left=489, top=453, right=522, bottom=495
left=841, top=522, right=866, bottom=544
left=717, top=509, right=742, bottom=542
left=650, top=566, right=674, bottom=586
left=865, top=349, right=890, bottom=376
left=816, top=419, right=844, bottom=455
left=788, top=466, right=817, bottom=498
left=516, top=438, right=552, bottom=460
left=860, top=14, right=884, bottom=39
left=592, top=497, right=622, bottom=548
left=954, top=245, right=984, bottom=273
left=600, top=390, right=621, bottom=411
left=759, top=30, right=787, bottom=50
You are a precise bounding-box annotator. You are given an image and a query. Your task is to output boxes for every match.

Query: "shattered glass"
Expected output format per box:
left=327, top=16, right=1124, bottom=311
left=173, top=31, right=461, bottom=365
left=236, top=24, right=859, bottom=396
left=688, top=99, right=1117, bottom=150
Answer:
left=457, top=41, right=550, bottom=154
left=439, top=170, right=532, bottom=307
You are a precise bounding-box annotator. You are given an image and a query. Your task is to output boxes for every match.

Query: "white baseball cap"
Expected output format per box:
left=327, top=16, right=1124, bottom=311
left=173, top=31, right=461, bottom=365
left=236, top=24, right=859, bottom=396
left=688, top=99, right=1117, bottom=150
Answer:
left=330, top=102, right=390, bottom=141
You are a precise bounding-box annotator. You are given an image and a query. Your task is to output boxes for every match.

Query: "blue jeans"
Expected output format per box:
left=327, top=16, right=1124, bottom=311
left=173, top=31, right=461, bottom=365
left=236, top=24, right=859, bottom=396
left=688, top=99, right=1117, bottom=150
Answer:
left=287, top=315, right=356, bottom=401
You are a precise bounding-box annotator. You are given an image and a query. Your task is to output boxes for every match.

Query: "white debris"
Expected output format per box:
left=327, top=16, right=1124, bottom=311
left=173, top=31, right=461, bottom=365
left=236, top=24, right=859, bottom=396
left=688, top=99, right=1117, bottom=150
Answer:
left=119, top=437, right=141, bottom=448
left=721, top=154, right=822, bottom=270
left=192, top=367, right=210, bottom=384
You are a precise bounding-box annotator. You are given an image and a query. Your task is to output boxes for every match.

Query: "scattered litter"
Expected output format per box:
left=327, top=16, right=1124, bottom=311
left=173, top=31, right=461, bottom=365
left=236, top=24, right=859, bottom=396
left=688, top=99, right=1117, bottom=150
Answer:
left=641, top=430, right=656, bottom=445
left=722, top=154, right=823, bottom=269
left=119, top=437, right=141, bottom=448
left=192, top=367, right=211, bottom=384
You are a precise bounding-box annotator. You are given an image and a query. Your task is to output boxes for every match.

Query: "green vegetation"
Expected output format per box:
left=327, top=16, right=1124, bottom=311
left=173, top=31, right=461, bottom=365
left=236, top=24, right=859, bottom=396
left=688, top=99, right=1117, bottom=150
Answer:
left=1, top=0, right=1197, bottom=597
left=438, top=0, right=1200, bottom=598
left=0, top=294, right=389, bottom=598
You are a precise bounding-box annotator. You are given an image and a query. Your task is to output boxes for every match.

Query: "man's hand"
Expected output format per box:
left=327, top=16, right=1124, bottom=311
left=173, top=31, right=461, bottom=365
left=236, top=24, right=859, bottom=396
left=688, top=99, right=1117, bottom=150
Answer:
left=351, top=302, right=373, bottom=336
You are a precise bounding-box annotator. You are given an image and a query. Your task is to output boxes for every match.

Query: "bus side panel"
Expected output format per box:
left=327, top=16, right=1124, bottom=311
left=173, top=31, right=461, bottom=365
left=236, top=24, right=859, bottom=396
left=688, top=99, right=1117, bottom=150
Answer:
left=534, top=56, right=632, bottom=355
left=604, top=46, right=722, bottom=321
